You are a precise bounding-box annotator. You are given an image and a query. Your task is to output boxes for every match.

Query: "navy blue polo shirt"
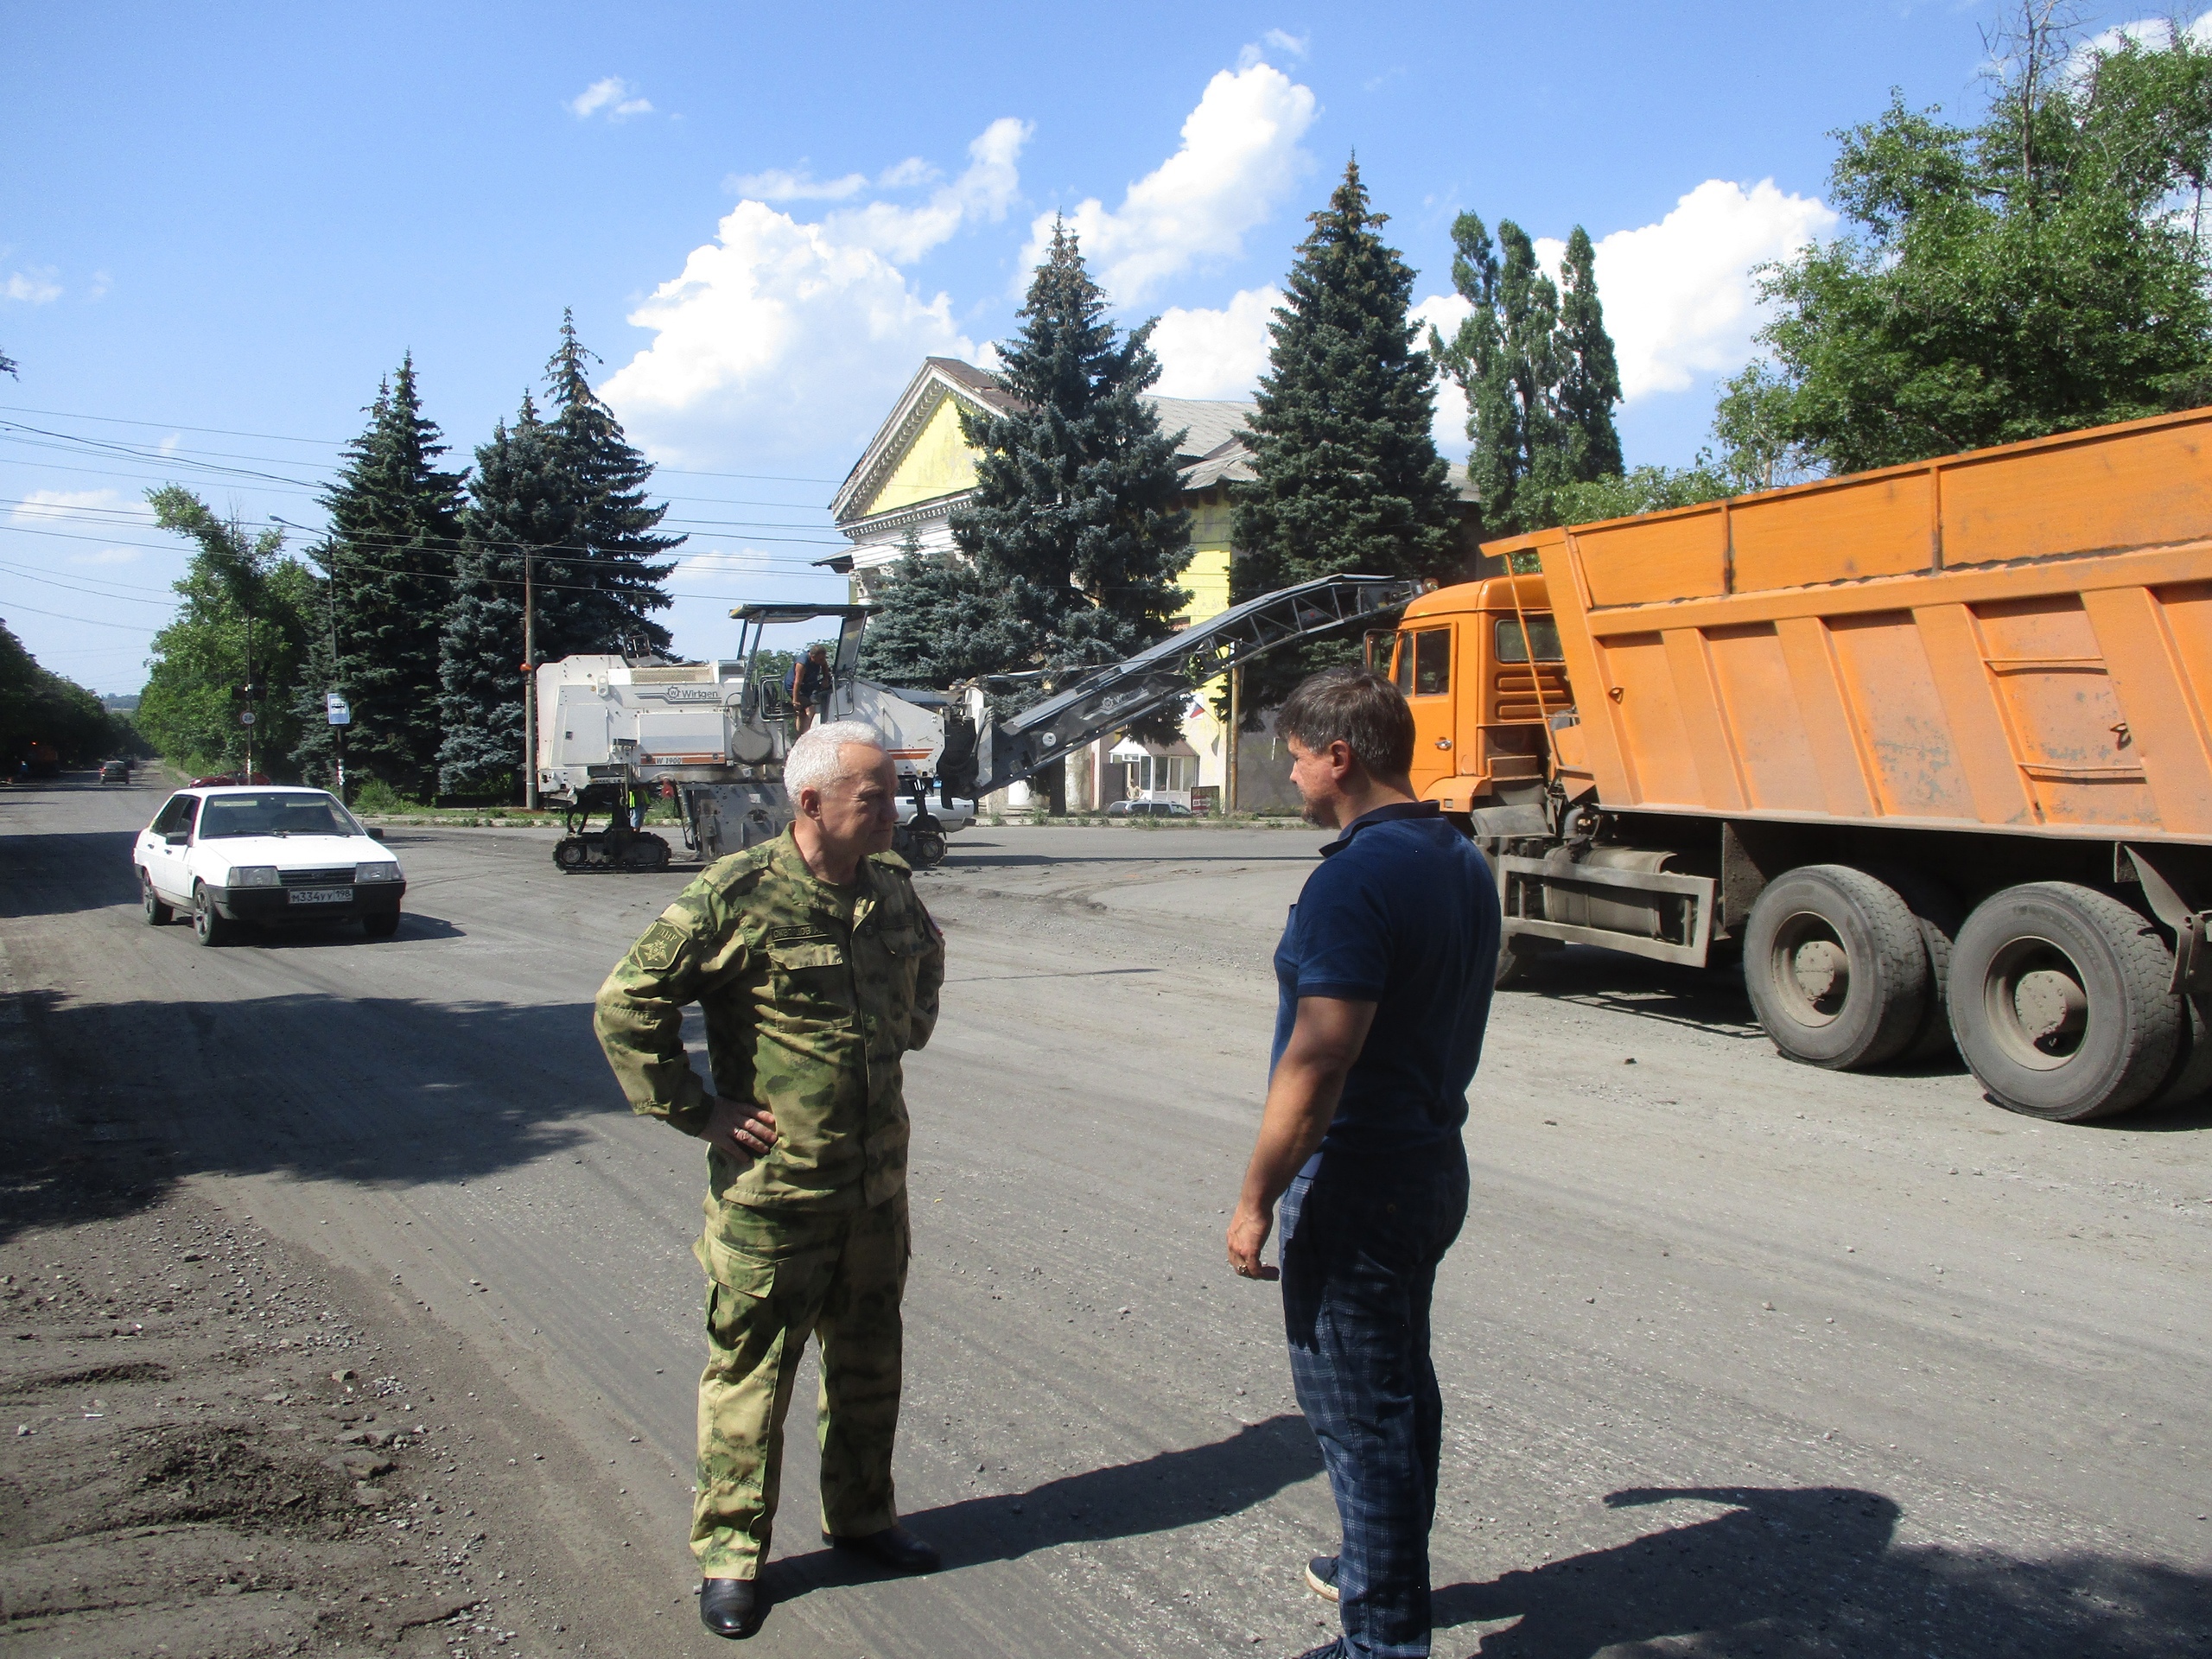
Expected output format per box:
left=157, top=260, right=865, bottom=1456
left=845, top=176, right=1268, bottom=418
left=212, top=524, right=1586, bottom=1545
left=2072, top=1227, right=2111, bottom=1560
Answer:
left=1271, top=800, right=1501, bottom=1163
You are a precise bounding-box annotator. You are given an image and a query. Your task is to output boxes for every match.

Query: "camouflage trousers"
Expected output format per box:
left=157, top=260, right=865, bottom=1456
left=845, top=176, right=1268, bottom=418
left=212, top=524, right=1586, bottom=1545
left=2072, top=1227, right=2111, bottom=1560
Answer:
left=691, top=1190, right=909, bottom=1579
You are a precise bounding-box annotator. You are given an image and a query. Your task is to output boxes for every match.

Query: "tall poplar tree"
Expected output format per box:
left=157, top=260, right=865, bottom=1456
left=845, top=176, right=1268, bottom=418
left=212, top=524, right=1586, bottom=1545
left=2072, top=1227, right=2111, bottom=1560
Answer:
left=1231, top=158, right=1458, bottom=707
left=1437, top=216, right=1622, bottom=535
left=950, top=223, right=1192, bottom=685
left=435, top=399, right=578, bottom=798
left=291, top=356, right=466, bottom=796
left=543, top=313, right=681, bottom=657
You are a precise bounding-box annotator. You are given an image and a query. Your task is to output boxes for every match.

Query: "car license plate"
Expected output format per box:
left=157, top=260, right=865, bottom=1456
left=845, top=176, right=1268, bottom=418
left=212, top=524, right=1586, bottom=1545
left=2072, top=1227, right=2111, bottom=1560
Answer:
left=288, top=887, right=353, bottom=906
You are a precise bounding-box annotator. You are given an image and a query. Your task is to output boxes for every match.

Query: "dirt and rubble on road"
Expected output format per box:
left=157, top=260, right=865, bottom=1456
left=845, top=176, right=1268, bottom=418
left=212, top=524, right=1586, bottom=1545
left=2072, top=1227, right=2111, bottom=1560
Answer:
left=0, top=1076, right=686, bottom=1657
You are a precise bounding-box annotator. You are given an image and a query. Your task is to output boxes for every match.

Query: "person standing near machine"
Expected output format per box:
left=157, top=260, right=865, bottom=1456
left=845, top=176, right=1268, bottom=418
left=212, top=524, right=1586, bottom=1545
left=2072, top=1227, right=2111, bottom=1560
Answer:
left=1225, top=667, right=1500, bottom=1659
left=789, top=643, right=831, bottom=734
left=594, top=719, right=946, bottom=1640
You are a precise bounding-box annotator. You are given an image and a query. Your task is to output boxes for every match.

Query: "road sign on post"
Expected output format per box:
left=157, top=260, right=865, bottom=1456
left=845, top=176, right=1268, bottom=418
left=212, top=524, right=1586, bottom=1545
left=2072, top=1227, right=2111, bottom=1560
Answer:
left=238, top=710, right=257, bottom=728
left=326, top=692, right=352, bottom=727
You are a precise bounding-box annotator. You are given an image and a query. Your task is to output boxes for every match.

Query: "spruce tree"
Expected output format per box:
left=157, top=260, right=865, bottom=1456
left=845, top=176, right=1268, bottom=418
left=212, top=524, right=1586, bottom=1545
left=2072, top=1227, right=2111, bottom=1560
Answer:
left=291, top=356, right=466, bottom=796
left=543, top=312, right=681, bottom=657
left=1231, top=158, right=1459, bottom=708
left=856, top=529, right=1025, bottom=688
left=950, top=220, right=1193, bottom=711
left=435, top=399, right=579, bottom=798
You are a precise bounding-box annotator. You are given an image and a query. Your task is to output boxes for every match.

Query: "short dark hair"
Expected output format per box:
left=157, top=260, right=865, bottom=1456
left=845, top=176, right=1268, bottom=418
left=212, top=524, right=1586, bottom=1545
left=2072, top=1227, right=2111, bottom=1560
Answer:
left=1277, top=667, right=1414, bottom=780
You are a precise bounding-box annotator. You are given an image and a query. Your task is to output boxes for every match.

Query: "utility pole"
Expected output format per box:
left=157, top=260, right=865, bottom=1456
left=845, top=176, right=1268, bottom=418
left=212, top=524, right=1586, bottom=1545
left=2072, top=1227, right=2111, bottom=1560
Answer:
left=1226, top=664, right=1241, bottom=816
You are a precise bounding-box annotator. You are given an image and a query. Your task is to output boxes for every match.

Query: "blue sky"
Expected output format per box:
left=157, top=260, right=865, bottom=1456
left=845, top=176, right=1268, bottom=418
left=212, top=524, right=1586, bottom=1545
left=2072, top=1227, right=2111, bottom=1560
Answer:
left=0, top=1, right=2094, bottom=692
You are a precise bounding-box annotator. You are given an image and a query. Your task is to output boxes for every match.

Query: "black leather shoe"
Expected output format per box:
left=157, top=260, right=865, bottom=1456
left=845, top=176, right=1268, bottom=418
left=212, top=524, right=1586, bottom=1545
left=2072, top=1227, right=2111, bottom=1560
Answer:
left=699, top=1577, right=765, bottom=1639
left=823, top=1521, right=941, bottom=1573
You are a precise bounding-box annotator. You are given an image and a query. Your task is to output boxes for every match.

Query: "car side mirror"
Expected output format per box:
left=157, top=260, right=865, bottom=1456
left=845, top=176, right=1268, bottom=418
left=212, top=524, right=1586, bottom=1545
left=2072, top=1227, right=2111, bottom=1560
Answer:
left=164, top=832, right=188, bottom=847
left=367, top=826, right=386, bottom=842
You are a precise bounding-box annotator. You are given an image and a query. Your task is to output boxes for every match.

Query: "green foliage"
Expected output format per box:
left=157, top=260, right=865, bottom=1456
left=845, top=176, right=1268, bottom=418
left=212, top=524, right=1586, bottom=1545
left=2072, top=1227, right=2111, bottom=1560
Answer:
left=292, top=355, right=467, bottom=797
left=435, top=400, right=566, bottom=798
left=859, top=529, right=1027, bottom=689
left=1435, top=214, right=1624, bottom=535
left=137, top=489, right=318, bottom=777
left=0, top=620, right=130, bottom=767
left=1232, top=159, right=1460, bottom=709
left=1755, top=10, right=2212, bottom=472
left=948, top=222, right=1192, bottom=739
left=0, top=346, right=16, bottom=378
left=1548, top=462, right=1735, bottom=528
left=543, top=312, right=682, bottom=656
left=349, top=776, right=419, bottom=814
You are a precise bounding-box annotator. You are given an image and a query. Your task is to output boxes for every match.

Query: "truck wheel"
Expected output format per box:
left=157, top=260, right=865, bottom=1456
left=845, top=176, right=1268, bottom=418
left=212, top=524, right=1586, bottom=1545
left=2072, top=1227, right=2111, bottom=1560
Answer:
left=141, top=871, right=173, bottom=926
left=1949, top=882, right=2181, bottom=1122
left=553, top=837, right=589, bottom=871
left=1494, top=933, right=1556, bottom=989
left=2147, top=989, right=2212, bottom=1111
left=1870, top=866, right=1965, bottom=1063
left=190, top=884, right=231, bottom=948
left=1744, top=865, right=1929, bottom=1069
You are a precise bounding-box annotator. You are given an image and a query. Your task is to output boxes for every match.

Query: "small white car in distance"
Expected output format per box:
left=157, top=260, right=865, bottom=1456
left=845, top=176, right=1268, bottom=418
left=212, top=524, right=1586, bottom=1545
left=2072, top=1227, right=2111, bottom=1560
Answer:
left=135, top=785, right=406, bottom=945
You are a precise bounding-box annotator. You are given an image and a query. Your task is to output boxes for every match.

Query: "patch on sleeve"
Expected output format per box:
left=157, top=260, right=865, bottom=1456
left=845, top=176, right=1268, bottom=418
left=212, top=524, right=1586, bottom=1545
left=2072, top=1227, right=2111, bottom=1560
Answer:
left=634, top=918, right=690, bottom=973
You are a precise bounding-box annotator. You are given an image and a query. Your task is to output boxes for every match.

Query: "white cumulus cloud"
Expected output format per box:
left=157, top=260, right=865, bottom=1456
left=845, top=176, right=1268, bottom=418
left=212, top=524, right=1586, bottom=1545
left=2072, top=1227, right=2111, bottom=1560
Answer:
left=1028, top=62, right=1318, bottom=304
left=1535, top=179, right=1834, bottom=403
left=825, top=117, right=1029, bottom=264
left=672, top=546, right=773, bottom=588
left=599, top=117, right=1038, bottom=471
left=1410, top=292, right=1475, bottom=454
left=1151, top=286, right=1281, bottom=399
left=11, top=487, right=147, bottom=524
left=4, top=268, right=62, bottom=305
left=568, top=77, right=653, bottom=122
left=600, top=211, right=971, bottom=474
left=67, top=546, right=141, bottom=566
left=727, top=166, right=869, bottom=202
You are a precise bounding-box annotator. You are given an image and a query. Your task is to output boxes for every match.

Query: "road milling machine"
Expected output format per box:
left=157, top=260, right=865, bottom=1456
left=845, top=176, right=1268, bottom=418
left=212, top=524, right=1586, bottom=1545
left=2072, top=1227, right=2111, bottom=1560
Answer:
left=532, top=575, right=1421, bottom=872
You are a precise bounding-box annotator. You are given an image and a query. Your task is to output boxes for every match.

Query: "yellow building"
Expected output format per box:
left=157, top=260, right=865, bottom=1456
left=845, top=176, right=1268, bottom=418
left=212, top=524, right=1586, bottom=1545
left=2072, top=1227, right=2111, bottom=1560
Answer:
left=827, top=358, right=1258, bottom=811
left=828, top=357, right=1480, bottom=811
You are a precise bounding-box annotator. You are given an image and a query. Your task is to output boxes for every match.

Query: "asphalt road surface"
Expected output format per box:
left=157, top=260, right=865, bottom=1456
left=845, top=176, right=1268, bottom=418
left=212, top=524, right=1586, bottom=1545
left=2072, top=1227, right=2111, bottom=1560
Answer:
left=6, top=776, right=2210, bottom=1657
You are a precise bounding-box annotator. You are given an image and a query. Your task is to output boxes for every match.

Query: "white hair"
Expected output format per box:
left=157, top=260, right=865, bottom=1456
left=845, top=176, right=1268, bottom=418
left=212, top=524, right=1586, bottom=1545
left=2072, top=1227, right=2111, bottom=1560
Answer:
left=784, top=719, right=887, bottom=797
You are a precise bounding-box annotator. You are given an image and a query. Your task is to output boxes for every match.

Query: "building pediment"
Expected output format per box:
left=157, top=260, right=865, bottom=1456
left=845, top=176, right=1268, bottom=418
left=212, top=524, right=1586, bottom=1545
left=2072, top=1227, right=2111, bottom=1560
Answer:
left=830, top=358, right=1017, bottom=529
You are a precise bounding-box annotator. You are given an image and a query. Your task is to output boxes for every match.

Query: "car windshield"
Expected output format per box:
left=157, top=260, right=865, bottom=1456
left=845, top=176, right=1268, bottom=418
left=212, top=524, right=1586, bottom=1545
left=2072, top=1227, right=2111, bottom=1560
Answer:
left=196, top=791, right=362, bottom=840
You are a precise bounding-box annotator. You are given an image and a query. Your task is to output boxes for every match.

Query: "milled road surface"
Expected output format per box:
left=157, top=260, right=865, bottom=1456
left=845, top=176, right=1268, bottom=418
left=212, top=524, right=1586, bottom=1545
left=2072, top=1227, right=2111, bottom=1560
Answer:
left=5, top=774, right=2210, bottom=1657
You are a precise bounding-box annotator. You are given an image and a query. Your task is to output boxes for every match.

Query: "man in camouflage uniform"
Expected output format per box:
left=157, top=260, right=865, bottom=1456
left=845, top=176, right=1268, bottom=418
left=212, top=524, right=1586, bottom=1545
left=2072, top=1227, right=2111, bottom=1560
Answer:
left=594, top=720, right=946, bottom=1640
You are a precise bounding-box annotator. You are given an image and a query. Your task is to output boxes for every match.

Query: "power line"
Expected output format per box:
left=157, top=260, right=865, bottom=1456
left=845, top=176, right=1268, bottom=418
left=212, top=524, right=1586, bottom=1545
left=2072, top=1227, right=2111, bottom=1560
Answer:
left=0, top=597, right=162, bottom=632
left=0, top=401, right=842, bottom=482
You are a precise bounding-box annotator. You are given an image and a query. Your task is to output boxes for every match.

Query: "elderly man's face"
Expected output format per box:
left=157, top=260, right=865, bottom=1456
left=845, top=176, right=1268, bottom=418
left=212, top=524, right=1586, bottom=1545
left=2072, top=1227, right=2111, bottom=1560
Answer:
left=801, top=744, right=899, bottom=861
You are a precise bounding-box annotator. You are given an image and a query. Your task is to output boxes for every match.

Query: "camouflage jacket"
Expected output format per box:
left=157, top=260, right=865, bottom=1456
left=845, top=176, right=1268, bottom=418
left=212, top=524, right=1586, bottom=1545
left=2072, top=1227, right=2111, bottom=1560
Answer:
left=593, top=826, right=944, bottom=1211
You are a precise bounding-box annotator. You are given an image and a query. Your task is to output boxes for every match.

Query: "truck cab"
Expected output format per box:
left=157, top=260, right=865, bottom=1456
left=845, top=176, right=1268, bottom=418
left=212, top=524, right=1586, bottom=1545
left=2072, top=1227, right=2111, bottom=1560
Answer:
left=1382, top=575, right=1569, bottom=813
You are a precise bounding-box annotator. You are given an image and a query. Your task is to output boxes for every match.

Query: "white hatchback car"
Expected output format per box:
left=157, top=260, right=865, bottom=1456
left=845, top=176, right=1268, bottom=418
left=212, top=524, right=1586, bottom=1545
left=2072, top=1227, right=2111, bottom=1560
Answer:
left=135, top=785, right=406, bottom=945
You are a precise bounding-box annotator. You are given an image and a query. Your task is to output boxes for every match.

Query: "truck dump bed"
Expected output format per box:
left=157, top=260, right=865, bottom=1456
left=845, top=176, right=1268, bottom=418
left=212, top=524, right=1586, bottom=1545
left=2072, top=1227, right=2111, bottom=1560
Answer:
left=1496, top=408, right=2212, bottom=845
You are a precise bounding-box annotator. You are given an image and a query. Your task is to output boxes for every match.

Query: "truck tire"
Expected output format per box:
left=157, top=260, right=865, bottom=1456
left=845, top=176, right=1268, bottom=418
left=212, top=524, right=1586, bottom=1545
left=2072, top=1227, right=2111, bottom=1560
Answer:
left=1870, top=866, right=1965, bottom=1063
left=1744, top=865, right=1929, bottom=1069
left=1494, top=932, right=1557, bottom=988
left=2148, top=989, right=2212, bottom=1111
left=1948, top=882, right=2181, bottom=1122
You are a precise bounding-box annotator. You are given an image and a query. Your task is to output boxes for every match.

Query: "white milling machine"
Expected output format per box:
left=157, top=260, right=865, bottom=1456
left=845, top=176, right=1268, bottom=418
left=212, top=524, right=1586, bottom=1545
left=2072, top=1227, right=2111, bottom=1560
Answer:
left=532, top=578, right=1420, bottom=872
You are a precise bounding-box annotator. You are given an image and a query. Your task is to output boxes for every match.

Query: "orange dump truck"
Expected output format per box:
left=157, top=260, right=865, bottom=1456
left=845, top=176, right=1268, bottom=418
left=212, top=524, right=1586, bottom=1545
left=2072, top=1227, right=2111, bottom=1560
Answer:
left=1386, top=407, right=2212, bottom=1122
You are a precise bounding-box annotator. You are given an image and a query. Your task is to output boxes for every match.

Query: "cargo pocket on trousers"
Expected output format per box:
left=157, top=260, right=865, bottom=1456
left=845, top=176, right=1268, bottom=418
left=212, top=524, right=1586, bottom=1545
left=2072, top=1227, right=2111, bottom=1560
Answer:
left=694, top=1231, right=778, bottom=1300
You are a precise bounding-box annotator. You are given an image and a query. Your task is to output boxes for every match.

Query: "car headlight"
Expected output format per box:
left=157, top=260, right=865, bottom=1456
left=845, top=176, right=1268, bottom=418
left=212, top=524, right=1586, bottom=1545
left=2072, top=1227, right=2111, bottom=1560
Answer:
left=224, top=866, right=280, bottom=888
left=355, top=861, right=403, bottom=884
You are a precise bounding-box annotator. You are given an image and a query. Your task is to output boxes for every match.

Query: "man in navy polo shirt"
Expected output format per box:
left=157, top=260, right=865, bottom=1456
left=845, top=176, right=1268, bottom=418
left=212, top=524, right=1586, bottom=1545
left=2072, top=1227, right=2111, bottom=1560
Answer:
left=1227, top=666, right=1500, bottom=1659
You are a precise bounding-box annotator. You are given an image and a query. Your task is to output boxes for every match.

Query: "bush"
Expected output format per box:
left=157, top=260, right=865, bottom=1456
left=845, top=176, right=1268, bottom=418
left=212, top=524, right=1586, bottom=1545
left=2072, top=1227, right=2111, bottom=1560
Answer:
left=351, top=777, right=419, bottom=814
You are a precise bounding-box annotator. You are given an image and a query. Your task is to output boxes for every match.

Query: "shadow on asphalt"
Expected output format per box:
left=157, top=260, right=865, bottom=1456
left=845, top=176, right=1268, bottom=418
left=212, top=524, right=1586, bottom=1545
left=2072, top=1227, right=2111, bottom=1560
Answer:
left=2, top=986, right=620, bottom=1246
left=768, top=1414, right=1323, bottom=1596
left=0, top=829, right=142, bottom=918
left=1428, top=1484, right=2212, bottom=1657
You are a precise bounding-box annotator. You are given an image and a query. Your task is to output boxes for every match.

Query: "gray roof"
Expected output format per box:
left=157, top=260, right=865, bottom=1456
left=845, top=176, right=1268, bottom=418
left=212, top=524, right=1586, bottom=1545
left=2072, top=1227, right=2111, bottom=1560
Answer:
left=1140, top=394, right=1255, bottom=461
